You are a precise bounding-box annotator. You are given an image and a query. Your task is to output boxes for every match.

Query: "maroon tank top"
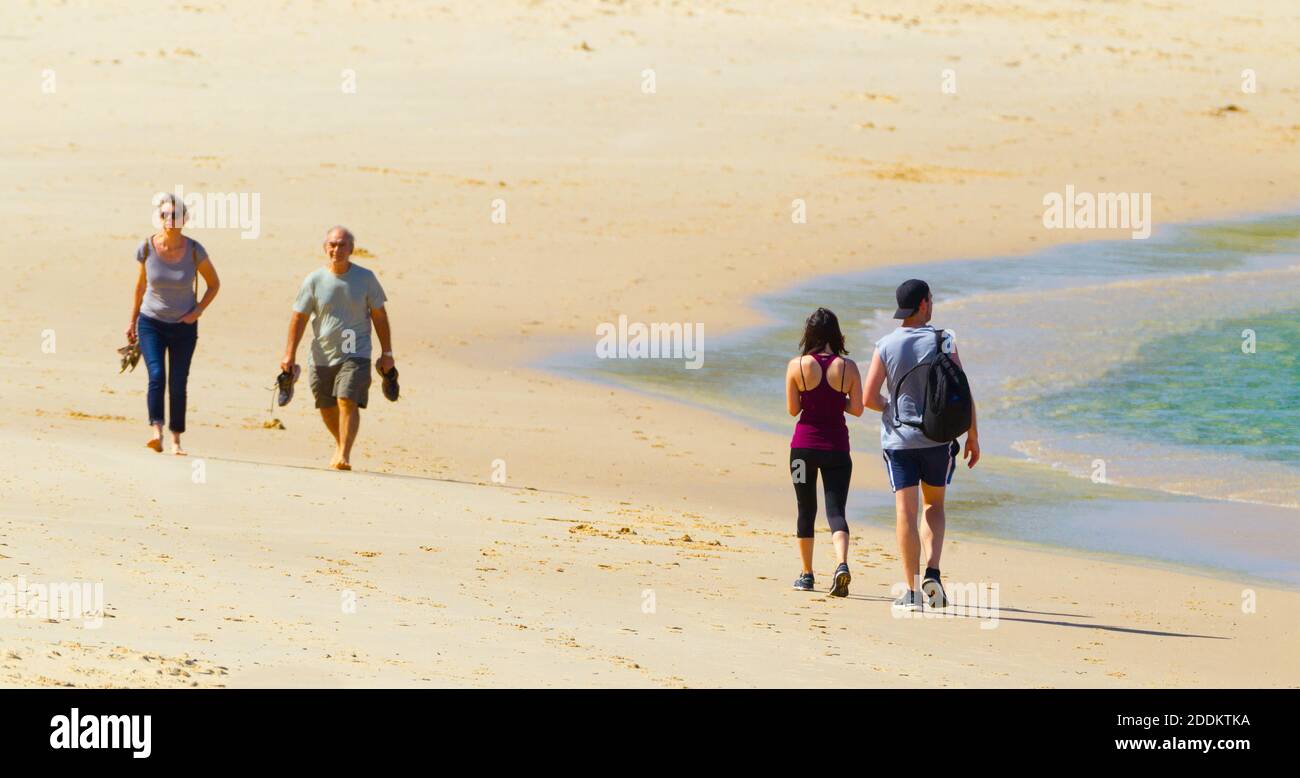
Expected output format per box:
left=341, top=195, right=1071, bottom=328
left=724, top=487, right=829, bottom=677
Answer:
left=790, top=352, right=850, bottom=451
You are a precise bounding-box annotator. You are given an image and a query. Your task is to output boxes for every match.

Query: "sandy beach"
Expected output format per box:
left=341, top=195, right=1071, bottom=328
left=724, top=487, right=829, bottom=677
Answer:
left=2, top=0, right=1298, bottom=687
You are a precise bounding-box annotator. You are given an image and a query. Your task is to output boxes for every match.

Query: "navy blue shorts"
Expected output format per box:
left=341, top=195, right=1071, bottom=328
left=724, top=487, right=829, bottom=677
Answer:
left=882, top=441, right=959, bottom=492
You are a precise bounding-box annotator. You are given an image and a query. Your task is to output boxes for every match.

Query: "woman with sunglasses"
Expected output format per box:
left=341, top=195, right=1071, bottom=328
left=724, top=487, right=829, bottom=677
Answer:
left=126, top=193, right=221, bottom=455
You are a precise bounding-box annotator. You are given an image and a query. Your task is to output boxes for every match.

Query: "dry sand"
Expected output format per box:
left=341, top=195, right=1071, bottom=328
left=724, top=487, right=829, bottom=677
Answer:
left=1, top=0, right=1298, bottom=686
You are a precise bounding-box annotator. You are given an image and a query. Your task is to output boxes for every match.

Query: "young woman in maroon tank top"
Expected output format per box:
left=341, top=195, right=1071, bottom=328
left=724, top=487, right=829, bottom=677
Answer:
left=785, top=308, right=864, bottom=596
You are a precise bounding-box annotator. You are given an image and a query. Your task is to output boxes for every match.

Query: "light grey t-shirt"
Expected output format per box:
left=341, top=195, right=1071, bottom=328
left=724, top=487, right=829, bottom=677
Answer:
left=136, top=237, right=208, bottom=323
left=292, top=264, right=387, bottom=367
left=875, top=324, right=952, bottom=450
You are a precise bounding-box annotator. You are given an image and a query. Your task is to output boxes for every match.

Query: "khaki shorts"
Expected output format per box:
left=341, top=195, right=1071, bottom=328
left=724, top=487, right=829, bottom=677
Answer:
left=310, top=358, right=371, bottom=409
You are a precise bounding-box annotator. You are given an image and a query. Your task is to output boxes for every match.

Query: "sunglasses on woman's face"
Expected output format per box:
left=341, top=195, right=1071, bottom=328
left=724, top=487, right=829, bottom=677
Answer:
left=159, top=211, right=176, bottom=221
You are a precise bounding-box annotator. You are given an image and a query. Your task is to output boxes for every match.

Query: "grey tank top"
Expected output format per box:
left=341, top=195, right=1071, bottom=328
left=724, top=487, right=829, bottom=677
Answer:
left=136, top=236, right=207, bottom=323
left=875, top=325, right=949, bottom=450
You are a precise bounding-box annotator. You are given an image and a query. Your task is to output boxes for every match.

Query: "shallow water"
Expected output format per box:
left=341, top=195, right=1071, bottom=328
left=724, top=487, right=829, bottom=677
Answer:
left=543, top=214, right=1300, bottom=585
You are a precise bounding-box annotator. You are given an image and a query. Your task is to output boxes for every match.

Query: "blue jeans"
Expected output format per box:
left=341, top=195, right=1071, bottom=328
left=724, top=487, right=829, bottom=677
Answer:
left=136, top=314, right=198, bottom=433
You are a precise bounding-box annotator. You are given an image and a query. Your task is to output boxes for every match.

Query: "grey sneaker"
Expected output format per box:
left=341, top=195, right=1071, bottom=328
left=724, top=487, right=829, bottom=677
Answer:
left=376, top=360, right=400, bottom=402
left=892, top=589, right=923, bottom=612
left=829, top=563, right=851, bottom=597
left=793, top=572, right=815, bottom=591
left=921, top=577, right=948, bottom=608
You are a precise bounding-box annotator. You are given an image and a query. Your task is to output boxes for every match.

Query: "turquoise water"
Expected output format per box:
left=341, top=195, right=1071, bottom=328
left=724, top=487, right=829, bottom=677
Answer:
left=542, top=213, right=1300, bottom=584
left=1038, top=310, right=1300, bottom=464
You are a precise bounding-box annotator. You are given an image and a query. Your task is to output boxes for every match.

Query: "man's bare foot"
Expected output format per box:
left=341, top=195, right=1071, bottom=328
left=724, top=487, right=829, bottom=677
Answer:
left=332, top=461, right=351, bottom=471
left=171, top=444, right=187, bottom=456
left=146, top=438, right=163, bottom=453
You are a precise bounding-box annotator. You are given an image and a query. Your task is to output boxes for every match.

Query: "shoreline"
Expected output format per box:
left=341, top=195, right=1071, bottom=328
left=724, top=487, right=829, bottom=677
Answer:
left=534, top=209, right=1300, bottom=588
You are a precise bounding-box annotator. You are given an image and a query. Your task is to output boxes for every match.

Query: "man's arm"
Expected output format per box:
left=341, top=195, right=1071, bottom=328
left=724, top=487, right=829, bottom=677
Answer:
left=281, top=312, right=309, bottom=372
left=371, top=306, right=394, bottom=372
left=964, top=400, right=980, bottom=467
left=952, top=348, right=980, bottom=468
left=862, top=349, right=888, bottom=413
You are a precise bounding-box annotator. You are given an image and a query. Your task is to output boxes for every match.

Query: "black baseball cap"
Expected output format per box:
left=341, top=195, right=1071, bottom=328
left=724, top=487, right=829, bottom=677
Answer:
left=892, top=279, right=931, bottom=319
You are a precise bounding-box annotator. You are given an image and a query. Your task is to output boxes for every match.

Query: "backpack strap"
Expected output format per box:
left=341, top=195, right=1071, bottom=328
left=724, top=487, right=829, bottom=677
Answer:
left=890, top=362, right=928, bottom=429
left=889, top=329, right=942, bottom=430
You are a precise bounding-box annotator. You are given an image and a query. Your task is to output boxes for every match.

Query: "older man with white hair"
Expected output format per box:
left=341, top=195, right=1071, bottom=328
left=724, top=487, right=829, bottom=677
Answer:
left=280, top=226, right=395, bottom=470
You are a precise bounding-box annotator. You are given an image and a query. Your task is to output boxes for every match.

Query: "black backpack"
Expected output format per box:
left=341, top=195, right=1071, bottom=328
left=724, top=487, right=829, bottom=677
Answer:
left=890, top=329, right=973, bottom=443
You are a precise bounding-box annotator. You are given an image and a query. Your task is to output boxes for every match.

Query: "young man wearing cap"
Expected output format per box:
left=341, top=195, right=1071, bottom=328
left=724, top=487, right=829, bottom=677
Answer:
left=861, top=279, right=980, bottom=611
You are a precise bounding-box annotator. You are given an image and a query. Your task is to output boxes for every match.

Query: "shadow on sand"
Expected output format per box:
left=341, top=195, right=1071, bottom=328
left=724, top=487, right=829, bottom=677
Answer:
left=822, top=594, right=1228, bottom=640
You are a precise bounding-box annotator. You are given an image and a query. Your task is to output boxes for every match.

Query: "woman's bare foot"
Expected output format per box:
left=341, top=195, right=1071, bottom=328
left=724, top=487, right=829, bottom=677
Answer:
left=146, top=424, right=164, bottom=452
left=331, top=460, right=351, bottom=471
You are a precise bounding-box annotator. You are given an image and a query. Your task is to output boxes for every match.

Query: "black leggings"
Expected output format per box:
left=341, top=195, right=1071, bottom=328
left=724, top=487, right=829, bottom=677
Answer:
left=790, top=448, right=852, bottom=539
